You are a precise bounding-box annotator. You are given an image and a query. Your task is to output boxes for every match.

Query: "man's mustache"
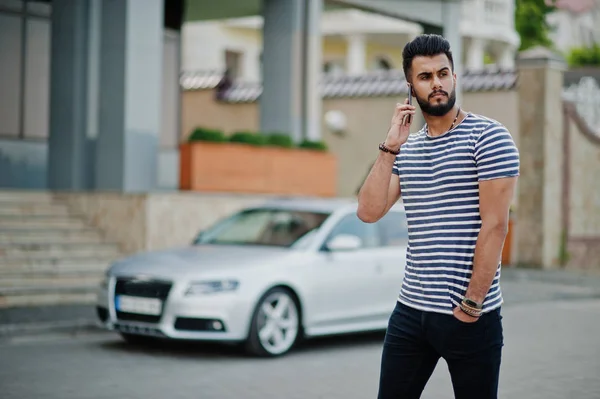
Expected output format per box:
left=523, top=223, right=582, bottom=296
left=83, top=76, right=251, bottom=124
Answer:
left=429, top=90, right=448, bottom=99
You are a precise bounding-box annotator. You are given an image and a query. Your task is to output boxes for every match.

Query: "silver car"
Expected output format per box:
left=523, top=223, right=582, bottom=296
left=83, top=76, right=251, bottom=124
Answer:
left=96, top=197, right=408, bottom=357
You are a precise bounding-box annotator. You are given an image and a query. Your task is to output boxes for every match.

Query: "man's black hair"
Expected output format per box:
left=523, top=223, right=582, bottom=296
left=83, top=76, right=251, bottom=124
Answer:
left=402, top=34, right=454, bottom=81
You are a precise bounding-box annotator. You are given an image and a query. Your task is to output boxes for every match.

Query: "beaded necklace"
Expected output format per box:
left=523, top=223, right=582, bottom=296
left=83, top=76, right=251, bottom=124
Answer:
left=426, top=107, right=461, bottom=137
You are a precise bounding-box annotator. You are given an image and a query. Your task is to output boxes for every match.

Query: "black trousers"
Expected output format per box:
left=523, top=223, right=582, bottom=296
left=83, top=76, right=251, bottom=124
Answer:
left=377, top=301, right=504, bottom=399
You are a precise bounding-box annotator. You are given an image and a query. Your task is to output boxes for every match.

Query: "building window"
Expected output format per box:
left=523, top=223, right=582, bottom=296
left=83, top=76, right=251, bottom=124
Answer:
left=225, top=49, right=243, bottom=80
left=323, top=60, right=345, bottom=76
left=373, top=56, right=393, bottom=71
left=0, top=1, right=50, bottom=140
left=0, top=12, right=22, bottom=138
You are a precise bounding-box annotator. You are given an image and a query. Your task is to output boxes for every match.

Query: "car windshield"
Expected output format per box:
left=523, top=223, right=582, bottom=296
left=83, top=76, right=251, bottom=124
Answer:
left=192, top=208, right=331, bottom=248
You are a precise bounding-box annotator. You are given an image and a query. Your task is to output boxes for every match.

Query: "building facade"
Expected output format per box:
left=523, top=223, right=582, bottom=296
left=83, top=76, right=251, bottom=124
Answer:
left=0, top=0, right=464, bottom=192
left=182, top=0, right=520, bottom=81
left=0, top=0, right=183, bottom=191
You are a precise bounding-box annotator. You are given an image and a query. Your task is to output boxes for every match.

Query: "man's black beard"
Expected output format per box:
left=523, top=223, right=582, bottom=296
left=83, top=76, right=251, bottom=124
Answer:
left=416, top=89, right=457, bottom=117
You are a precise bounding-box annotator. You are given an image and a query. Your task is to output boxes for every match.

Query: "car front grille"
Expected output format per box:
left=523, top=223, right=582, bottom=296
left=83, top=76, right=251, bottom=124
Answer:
left=113, top=277, right=173, bottom=323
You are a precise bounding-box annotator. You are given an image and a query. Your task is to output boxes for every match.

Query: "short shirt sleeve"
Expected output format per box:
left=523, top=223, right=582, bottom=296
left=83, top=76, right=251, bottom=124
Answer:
left=392, top=154, right=401, bottom=176
left=474, top=122, right=520, bottom=181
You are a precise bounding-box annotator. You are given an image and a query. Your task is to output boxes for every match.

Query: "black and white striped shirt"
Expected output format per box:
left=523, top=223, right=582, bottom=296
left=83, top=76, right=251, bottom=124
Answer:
left=393, top=113, right=520, bottom=314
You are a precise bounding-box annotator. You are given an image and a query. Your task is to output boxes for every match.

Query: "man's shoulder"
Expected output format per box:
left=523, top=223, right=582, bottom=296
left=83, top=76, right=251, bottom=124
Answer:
left=408, top=127, right=427, bottom=140
left=401, top=128, right=427, bottom=148
left=468, top=113, right=507, bottom=130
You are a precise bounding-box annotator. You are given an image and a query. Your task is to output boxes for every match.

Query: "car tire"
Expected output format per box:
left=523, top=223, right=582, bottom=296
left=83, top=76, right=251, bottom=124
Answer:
left=245, top=287, right=301, bottom=357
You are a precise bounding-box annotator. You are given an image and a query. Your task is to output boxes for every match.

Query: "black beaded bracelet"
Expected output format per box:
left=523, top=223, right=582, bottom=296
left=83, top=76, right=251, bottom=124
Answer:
left=378, top=142, right=400, bottom=155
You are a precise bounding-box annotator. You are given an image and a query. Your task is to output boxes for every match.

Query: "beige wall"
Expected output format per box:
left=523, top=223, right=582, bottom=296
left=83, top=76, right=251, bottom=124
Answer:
left=568, top=118, right=600, bottom=237
left=462, top=91, right=520, bottom=145
left=181, top=88, right=519, bottom=197
left=510, top=49, right=600, bottom=272
left=144, top=193, right=267, bottom=251
left=565, top=112, right=600, bottom=271
left=181, top=90, right=258, bottom=141
left=59, top=192, right=271, bottom=255
left=58, top=193, right=148, bottom=254
left=69, top=69, right=600, bottom=271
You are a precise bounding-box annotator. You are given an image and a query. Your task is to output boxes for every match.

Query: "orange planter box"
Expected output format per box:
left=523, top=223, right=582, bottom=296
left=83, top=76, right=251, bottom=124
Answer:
left=179, top=142, right=338, bottom=197
left=501, top=219, right=513, bottom=266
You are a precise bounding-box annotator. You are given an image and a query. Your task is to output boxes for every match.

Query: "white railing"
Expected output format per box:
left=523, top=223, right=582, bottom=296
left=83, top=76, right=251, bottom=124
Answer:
left=462, top=0, right=514, bottom=29
left=563, top=77, right=600, bottom=138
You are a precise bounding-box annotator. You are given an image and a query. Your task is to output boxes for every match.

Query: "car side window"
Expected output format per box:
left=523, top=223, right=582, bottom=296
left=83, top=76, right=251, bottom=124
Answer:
left=376, top=211, right=409, bottom=247
left=325, top=213, right=379, bottom=249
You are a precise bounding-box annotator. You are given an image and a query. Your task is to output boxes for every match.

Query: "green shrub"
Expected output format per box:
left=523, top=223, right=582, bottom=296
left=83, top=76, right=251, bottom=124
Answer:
left=264, top=133, right=294, bottom=148
left=188, top=127, right=227, bottom=142
left=298, top=139, right=328, bottom=151
left=228, top=131, right=266, bottom=146
left=567, top=44, right=600, bottom=67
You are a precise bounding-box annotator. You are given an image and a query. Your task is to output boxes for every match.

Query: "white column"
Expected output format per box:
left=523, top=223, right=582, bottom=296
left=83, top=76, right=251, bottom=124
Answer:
left=346, top=33, right=366, bottom=75
left=498, top=44, right=516, bottom=69
left=95, top=0, right=163, bottom=192
left=260, top=0, right=305, bottom=143
left=48, top=0, right=91, bottom=190
left=442, top=0, right=463, bottom=103
left=467, top=38, right=485, bottom=71
left=304, top=0, right=323, bottom=142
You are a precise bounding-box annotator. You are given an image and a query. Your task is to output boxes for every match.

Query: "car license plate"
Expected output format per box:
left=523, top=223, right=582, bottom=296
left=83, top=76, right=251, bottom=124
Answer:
left=115, top=295, right=162, bottom=315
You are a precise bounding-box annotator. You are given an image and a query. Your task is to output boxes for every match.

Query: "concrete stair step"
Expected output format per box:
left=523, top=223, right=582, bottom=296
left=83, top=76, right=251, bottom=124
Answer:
left=0, top=213, right=81, bottom=219
left=0, top=242, right=120, bottom=257
left=0, top=198, right=64, bottom=206
left=0, top=290, right=97, bottom=308
left=0, top=191, right=58, bottom=204
left=0, top=246, right=121, bottom=260
left=0, top=203, right=75, bottom=217
left=0, top=229, right=103, bottom=243
left=0, top=217, right=89, bottom=229
left=0, top=267, right=109, bottom=278
left=0, top=257, right=113, bottom=273
left=0, top=275, right=103, bottom=288
left=0, top=255, right=117, bottom=268
left=0, top=235, right=105, bottom=245
left=0, top=260, right=110, bottom=275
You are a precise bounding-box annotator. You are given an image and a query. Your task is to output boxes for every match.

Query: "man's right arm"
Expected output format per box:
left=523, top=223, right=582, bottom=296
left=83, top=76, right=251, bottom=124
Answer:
left=356, top=152, right=400, bottom=223
left=356, top=100, right=413, bottom=223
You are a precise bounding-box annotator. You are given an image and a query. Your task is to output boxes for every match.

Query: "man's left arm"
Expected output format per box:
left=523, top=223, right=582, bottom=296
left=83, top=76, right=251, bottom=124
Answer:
left=454, top=122, right=520, bottom=321
left=464, top=176, right=518, bottom=304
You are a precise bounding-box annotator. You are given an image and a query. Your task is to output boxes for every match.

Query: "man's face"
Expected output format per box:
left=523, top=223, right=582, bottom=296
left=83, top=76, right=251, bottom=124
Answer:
left=409, top=54, right=456, bottom=117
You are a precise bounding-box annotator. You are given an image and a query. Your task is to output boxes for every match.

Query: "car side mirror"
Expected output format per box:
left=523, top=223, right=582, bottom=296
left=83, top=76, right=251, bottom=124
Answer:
left=325, top=234, right=362, bottom=251
left=192, top=231, right=204, bottom=245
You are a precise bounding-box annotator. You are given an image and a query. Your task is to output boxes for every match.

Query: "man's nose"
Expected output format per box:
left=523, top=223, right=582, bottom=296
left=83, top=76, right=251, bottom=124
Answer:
left=431, top=76, right=442, bottom=90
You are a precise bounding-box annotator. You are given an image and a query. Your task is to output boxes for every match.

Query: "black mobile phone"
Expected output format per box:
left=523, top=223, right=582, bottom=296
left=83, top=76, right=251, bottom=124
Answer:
left=403, top=84, right=413, bottom=125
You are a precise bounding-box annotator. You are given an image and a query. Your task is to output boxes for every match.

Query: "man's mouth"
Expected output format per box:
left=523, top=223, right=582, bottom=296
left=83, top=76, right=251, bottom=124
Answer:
left=430, top=92, right=447, bottom=99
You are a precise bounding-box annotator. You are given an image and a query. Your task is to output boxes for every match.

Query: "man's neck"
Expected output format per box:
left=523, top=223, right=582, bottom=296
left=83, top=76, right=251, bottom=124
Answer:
left=423, top=106, right=462, bottom=137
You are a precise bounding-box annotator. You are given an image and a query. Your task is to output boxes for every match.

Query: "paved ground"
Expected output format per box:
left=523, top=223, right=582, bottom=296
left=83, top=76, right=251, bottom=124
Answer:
left=1, top=269, right=600, bottom=399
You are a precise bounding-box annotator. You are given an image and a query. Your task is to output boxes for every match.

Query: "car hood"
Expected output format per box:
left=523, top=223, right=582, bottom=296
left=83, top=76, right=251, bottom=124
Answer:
left=109, top=244, right=294, bottom=277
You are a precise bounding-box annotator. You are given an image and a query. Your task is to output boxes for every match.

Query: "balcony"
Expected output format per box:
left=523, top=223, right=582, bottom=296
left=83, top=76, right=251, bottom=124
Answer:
left=462, top=0, right=520, bottom=44
left=461, top=0, right=520, bottom=70
left=192, top=1, right=519, bottom=77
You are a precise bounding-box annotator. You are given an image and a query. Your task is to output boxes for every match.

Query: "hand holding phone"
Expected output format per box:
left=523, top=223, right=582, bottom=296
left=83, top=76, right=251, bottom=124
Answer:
left=402, top=84, right=413, bottom=126
left=386, top=85, right=416, bottom=150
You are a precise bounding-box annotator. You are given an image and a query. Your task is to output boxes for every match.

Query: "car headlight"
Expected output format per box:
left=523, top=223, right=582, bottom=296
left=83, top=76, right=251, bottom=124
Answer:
left=185, top=280, right=239, bottom=296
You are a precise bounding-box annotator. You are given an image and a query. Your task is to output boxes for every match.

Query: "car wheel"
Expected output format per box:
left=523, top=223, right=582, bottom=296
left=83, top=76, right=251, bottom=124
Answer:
left=245, top=287, right=301, bottom=357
